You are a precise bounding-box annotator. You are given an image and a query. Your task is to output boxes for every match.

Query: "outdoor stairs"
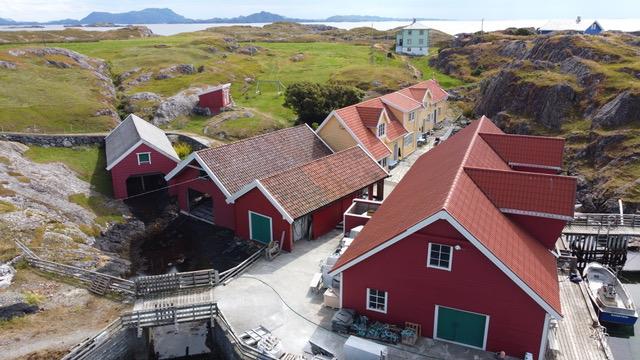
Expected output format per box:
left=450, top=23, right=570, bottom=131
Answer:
left=89, top=276, right=111, bottom=295
left=190, top=205, right=214, bottom=223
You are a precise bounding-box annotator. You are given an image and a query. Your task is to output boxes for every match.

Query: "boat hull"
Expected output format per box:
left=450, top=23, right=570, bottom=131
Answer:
left=599, top=311, right=638, bottom=326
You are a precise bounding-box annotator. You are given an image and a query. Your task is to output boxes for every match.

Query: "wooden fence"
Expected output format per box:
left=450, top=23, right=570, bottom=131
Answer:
left=134, top=269, right=220, bottom=297
left=215, top=310, right=279, bottom=360
left=26, top=257, right=136, bottom=295
left=219, top=247, right=264, bottom=284
left=61, top=319, right=132, bottom=360
left=569, top=213, right=640, bottom=228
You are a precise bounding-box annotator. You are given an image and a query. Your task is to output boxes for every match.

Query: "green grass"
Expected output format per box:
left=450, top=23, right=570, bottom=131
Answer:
left=409, top=48, right=467, bottom=89
left=23, top=146, right=112, bottom=196
left=0, top=200, right=17, bottom=213
left=23, top=291, right=45, bottom=306
left=68, top=193, right=122, bottom=225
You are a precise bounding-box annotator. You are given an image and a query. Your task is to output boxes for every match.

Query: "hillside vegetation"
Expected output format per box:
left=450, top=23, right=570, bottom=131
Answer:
left=0, top=23, right=458, bottom=137
left=430, top=30, right=640, bottom=210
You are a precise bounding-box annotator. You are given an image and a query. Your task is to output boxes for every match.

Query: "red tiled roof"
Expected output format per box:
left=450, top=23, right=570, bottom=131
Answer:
left=260, top=146, right=388, bottom=219
left=479, top=133, right=565, bottom=169
left=465, top=167, right=576, bottom=218
left=380, top=92, right=422, bottom=112
left=410, top=79, right=448, bottom=102
left=332, top=116, right=576, bottom=316
left=356, top=106, right=383, bottom=128
left=197, top=125, right=332, bottom=194
left=336, top=106, right=391, bottom=161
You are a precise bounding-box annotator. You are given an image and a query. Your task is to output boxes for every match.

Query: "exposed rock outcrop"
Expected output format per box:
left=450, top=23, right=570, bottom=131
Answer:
left=592, top=91, right=640, bottom=128
left=152, top=87, right=202, bottom=126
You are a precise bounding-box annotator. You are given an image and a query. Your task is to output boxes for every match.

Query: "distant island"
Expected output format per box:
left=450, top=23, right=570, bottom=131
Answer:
left=0, top=8, right=440, bottom=26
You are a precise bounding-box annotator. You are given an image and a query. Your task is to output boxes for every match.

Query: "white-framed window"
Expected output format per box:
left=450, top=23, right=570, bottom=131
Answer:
left=366, top=288, right=388, bottom=313
left=407, top=47, right=412, bottom=51
left=409, top=111, right=416, bottom=122
left=408, top=30, right=413, bottom=35
left=419, top=29, right=424, bottom=35
left=406, top=38, right=412, bottom=45
left=379, top=157, right=387, bottom=168
left=137, top=152, right=151, bottom=165
left=419, top=38, right=424, bottom=45
left=404, top=133, right=414, bottom=147
left=427, top=243, right=453, bottom=271
left=377, top=123, right=386, bottom=137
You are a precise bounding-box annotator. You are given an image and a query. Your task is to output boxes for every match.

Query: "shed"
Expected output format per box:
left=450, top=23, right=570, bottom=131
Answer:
left=197, top=83, right=232, bottom=115
left=105, top=114, right=180, bottom=199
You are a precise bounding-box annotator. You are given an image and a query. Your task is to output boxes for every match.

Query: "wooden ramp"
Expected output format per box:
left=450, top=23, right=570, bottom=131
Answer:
left=133, top=287, right=215, bottom=312
left=547, top=273, right=612, bottom=360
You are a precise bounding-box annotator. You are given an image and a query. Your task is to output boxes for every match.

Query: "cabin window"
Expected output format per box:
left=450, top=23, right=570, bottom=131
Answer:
left=419, top=30, right=424, bottom=35
left=407, top=38, right=412, bottom=45
left=428, top=243, right=453, bottom=271
left=379, top=157, right=387, bottom=168
left=407, top=47, right=412, bottom=51
left=419, top=38, right=424, bottom=45
left=409, top=111, right=416, bottom=122
left=377, top=123, right=386, bottom=137
left=404, top=133, right=414, bottom=148
left=408, top=30, right=413, bottom=35
left=366, top=288, right=388, bottom=313
left=137, top=152, right=151, bottom=165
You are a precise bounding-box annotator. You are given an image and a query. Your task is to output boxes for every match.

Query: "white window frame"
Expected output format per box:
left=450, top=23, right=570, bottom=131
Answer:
left=427, top=243, right=453, bottom=271
left=409, top=111, right=416, bottom=122
left=248, top=211, right=273, bottom=243
left=379, top=157, right=387, bottom=168
left=419, top=38, right=424, bottom=45
left=404, top=133, right=414, bottom=148
left=137, top=152, right=151, bottom=165
left=406, top=38, right=412, bottom=45
left=407, top=47, right=412, bottom=52
left=366, top=288, right=388, bottom=313
left=377, top=122, right=386, bottom=137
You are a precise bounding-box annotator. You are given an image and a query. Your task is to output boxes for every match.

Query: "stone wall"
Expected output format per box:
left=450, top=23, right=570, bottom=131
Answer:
left=0, top=132, right=106, bottom=147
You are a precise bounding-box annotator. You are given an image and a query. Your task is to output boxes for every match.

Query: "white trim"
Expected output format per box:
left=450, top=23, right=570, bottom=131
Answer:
left=315, top=110, right=338, bottom=133
left=229, top=180, right=295, bottom=223
left=434, top=305, right=490, bottom=350
left=508, top=162, right=562, bottom=172
left=427, top=242, right=453, bottom=271
left=356, top=144, right=390, bottom=176
left=380, top=97, right=422, bottom=113
left=500, top=208, right=574, bottom=221
left=248, top=210, right=273, bottom=243
left=305, top=123, right=335, bottom=154
left=329, top=210, right=562, bottom=319
left=330, top=111, right=391, bottom=161
left=136, top=152, right=152, bottom=165
left=538, top=313, right=551, bottom=360
left=106, top=139, right=143, bottom=170
left=365, top=288, right=388, bottom=314
left=339, top=273, right=343, bottom=309
left=164, top=152, right=234, bottom=199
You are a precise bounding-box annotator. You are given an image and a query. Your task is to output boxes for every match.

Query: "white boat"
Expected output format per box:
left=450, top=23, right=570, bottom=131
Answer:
left=583, top=262, right=638, bottom=326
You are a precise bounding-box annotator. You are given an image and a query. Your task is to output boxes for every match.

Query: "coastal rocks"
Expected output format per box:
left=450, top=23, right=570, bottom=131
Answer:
left=591, top=91, right=640, bottom=128
left=237, top=46, right=260, bottom=55
left=527, top=35, right=621, bottom=64
left=95, top=218, right=145, bottom=255
left=155, top=64, right=197, bottom=80
left=0, top=60, right=17, bottom=69
left=0, top=303, right=39, bottom=321
left=475, top=69, right=578, bottom=130
left=290, top=53, right=305, bottom=62
left=46, top=59, right=71, bottom=69
left=152, top=87, right=202, bottom=126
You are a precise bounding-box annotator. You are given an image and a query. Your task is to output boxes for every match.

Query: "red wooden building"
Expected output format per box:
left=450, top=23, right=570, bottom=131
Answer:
left=330, top=116, right=577, bottom=360
left=197, top=83, right=232, bottom=115
left=105, top=114, right=180, bottom=199
left=165, top=125, right=387, bottom=251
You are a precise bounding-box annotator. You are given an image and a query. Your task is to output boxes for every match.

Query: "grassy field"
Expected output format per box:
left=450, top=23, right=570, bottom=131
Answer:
left=23, top=146, right=112, bottom=196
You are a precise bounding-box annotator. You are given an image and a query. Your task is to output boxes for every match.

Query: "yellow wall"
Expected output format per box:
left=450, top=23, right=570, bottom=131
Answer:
left=317, top=115, right=357, bottom=152
left=401, top=132, right=416, bottom=157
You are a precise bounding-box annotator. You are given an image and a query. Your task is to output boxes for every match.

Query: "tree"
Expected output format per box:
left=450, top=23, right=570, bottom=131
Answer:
left=284, top=82, right=364, bottom=126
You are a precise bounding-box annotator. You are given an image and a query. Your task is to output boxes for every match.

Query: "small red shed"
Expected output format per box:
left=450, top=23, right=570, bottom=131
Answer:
left=331, top=116, right=577, bottom=360
left=197, top=83, right=232, bottom=115
left=165, top=125, right=388, bottom=251
left=105, top=114, right=180, bottom=199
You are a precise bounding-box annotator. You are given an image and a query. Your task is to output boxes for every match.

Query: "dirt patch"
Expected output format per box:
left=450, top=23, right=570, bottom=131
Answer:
left=0, top=269, right=127, bottom=360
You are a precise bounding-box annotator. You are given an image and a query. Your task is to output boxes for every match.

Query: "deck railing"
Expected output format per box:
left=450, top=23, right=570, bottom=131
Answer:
left=569, top=213, right=640, bottom=228
left=219, top=247, right=264, bottom=283
left=134, top=269, right=220, bottom=297
left=216, top=310, right=279, bottom=360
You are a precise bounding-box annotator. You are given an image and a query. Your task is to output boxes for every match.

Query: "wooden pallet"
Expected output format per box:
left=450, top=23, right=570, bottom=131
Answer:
left=89, top=276, right=112, bottom=295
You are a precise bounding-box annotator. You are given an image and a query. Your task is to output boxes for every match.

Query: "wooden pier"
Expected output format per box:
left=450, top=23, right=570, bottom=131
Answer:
left=547, top=272, right=613, bottom=360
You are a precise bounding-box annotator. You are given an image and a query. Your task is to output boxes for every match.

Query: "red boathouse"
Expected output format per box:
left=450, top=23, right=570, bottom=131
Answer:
left=105, top=114, right=180, bottom=199
left=197, top=83, right=232, bottom=115
left=165, top=125, right=387, bottom=251
left=330, top=116, right=577, bottom=360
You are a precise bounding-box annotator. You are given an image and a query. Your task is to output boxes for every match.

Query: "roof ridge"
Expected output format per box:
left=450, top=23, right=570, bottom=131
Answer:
left=443, top=116, right=488, bottom=209
left=129, top=114, right=143, bottom=142
left=197, top=124, right=312, bottom=154
left=394, top=91, right=423, bottom=105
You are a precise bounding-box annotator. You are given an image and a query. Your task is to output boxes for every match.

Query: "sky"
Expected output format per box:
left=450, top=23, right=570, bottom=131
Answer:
left=1, top=0, right=639, bottom=22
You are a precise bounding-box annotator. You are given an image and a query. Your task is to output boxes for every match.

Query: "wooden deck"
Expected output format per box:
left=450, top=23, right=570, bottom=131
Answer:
left=547, top=273, right=613, bottom=360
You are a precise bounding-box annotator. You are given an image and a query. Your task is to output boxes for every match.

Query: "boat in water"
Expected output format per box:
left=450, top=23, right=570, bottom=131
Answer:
left=583, top=262, right=638, bottom=326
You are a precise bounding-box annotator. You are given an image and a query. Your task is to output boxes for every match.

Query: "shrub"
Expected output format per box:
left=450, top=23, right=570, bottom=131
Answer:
left=173, top=142, right=193, bottom=159
left=284, top=81, right=364, bottom=127
left=24, top=291, right=44, bottom=306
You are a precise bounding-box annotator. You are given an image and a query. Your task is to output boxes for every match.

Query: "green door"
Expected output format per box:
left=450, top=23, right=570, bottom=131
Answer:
left=435, top=306, right=488, bottom=349
left=249, top=212, right=272, bottom=244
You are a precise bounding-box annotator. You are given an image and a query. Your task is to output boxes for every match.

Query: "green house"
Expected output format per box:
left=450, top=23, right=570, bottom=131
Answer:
left=395, top=21, right=429, bottom=56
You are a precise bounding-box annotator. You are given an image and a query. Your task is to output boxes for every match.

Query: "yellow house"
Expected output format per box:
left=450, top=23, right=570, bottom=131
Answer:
left=316, top=80, right=449, bottom=169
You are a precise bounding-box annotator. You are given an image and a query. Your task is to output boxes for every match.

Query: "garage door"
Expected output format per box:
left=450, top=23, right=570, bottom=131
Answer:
left=435, top=305, right=489, bottom=349
left=249, top=211, right=272, bottom=244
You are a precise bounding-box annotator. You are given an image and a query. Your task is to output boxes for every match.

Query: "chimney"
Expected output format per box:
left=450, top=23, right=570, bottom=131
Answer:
left=576, top=16, right=582, bottom=24
left=412, top=18, right=416, bottom=25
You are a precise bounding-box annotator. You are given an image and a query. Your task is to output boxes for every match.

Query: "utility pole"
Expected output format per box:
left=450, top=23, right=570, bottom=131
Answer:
left=481, top=18, right=484, bottom=35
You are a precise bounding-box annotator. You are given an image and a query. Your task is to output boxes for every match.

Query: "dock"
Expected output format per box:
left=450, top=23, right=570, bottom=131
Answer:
left=548, top=272, right=613, bottom=360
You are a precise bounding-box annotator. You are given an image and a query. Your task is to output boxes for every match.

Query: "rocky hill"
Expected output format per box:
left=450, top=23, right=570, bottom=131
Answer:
left=430, top=31, right=640, bottom=212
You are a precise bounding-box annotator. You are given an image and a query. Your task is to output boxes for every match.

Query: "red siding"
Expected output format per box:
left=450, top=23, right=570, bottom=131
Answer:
left=344, top=214, right=370, bottom=237
left=234, top=188, right=293, bottom=251
left=198, top=88, right=230, bottom=114
left=110, top=143, right=178, bottom=199
left=341, top=220, right=547, bottom=359
left=172, top=165, right=235, bottom=230
left=311, top=193, right=358, bottom=239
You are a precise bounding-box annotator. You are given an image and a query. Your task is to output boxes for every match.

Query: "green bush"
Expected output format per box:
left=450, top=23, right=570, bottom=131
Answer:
left=24, top=291, right=44, bottom=306
left=173, top=142, right=193, bottom=159
left=284, top=81, right=364, bottom=126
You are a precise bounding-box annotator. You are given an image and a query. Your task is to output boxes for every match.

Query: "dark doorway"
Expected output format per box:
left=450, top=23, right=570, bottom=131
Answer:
left=126, top=173, right=167, bottom=198
left=188, top=188, right=213, bottom=222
